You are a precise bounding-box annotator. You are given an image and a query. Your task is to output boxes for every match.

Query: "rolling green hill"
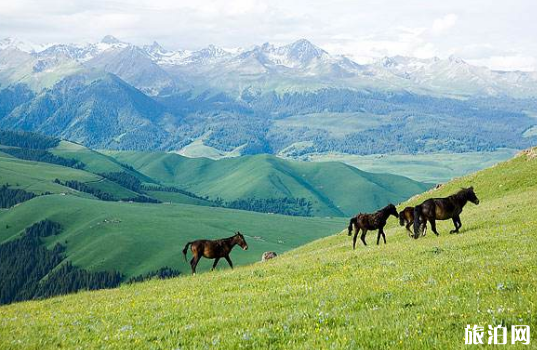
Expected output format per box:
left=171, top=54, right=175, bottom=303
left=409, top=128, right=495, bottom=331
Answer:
left=0, top=150, right=140, bottom=200
left=0, top=134, right=345, bottom=279
left=105, top=151, right=431, bottom=216
left=0, top=131, right=429, bottom=283
left=1, top=148, right=535, bottom=349
left=51, top=141, right=155, bottom=183
left=0, top=194, right=344, bottom=278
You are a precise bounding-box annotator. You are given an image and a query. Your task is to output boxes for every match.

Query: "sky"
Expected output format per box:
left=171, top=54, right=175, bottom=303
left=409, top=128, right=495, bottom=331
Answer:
left=0, top=0, right=536, bottom=71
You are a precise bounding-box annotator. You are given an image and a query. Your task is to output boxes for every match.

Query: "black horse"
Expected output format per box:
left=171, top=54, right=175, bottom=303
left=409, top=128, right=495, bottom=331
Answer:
left=348, top=204, right=399, bottom=249
left=182, top=232, right=248, bottom=274
left=413, top=187, right=479, bottom=238
left=398, top=206, right=427, bottom=237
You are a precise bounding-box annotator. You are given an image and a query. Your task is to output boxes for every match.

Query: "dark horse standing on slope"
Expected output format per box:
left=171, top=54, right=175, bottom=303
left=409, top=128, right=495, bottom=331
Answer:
left=182, top=232, right=248, bottom=274
left=348, top=204, right=399, bottom=249
left=399, top=206, right=427, bottom=237
left=413, top=187, right=479, bottom=238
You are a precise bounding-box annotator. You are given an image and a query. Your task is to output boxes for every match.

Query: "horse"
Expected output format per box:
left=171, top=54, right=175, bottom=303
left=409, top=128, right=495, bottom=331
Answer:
left=399, top=206, right=427, bottom=237
left=413, top=187, right=479, bottom=238
left=347, top=204, right=399, bottom=249
left=182, top=231, right=248, bottom=274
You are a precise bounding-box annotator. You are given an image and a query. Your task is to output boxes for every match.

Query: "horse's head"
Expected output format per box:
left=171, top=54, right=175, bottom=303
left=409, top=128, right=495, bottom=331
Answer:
left=387, top=204, right=399, bottom=218
left=235, top=231, right=248, bottom=250
left=466, top=187, right=480, bottom=205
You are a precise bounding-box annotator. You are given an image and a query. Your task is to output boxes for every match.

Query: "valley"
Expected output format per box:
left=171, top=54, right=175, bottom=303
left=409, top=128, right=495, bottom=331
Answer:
left=1, top=2, right=536, bottom=349
left=2, top=142, right=535, bottom=349
left=0, top=130, right=429, bottom=304
left=302, top=149, right=517, bottom=183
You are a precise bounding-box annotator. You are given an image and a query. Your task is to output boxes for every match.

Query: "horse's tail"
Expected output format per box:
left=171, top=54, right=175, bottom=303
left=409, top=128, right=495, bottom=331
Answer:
left=399, top=211, right=405, bottom=226
left=413, top=205, right=422, bottom=239
left=348, top=217, right=357, bottom=236
left=182, top=242, right=192, bottom=262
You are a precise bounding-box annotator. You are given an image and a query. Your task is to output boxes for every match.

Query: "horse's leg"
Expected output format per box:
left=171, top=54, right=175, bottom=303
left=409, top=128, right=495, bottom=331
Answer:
left=455, top=216, right=462, bottom=233
left=406, top=220, right=413, bottom=236
left=360, top=229, right=368, bottom=246
left=190, top=253, right=200, bottom=275
left=381, top=228, right=387, bottom=244
left=422, top=223, right=427, bottom=236
left=211, top=257, right=221, bottom=271
left=353, top=230, right=359, bottom=250
left=429, top=218, right=440, bottom=236
left=376, top=229, right=381, bottom=245
left=224, top=255, right=234, bottom=269
left=450, top=215, right=462, bottom=234
left=450, top=218, right=457, bottom=234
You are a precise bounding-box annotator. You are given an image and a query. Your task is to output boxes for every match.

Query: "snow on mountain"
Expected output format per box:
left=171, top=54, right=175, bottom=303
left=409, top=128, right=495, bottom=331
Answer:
left=0, top=37, right=50, bottom=53
left=1, top=36, right=536, bottom=97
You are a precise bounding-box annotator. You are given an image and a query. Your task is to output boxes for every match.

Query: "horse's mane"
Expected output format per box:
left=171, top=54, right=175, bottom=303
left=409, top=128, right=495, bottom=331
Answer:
left=451, top=187, right=474, bottom=201
left=360, top=204, right=394, bottom=222
left=377, top=204, right=395, bottom=216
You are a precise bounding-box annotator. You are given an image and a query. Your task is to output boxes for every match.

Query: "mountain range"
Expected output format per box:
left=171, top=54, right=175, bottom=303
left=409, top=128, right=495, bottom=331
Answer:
left=1, top=36, right=537, bottom=156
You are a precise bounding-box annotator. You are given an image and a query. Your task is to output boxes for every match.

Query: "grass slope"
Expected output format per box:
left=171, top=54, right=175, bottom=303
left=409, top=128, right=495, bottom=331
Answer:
left=0, top=151, right=97, bottom=195
left=51, top=141, right=155, bottom=183
left=0, top=151, right=139, bottom=200
left=0, top=195, right=344, bottom=278
left=105, top=151, right=430, bottom=216
left=1, top=149, right=535, bottom=349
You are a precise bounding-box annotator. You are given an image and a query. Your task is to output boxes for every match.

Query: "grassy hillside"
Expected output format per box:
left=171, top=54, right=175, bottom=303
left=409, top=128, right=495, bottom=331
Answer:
left=0, top=151, right=98, bottom=195
left=51, top=141, right=155, bottom=183
left=0, top=194, right=344, bottom=278
left=2, top=148, right=535, bottom=349
left=105, top=151, right=430, bottom=216
left=0, top=151, right=139, bottom=200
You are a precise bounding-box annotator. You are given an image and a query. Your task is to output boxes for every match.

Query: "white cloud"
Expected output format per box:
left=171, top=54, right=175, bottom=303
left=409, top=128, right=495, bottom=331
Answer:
left=467, top=55, right=536, bottom=72
left=431, top=14, right=458, bottom=35
left=0, top=0, right=535, bottom=71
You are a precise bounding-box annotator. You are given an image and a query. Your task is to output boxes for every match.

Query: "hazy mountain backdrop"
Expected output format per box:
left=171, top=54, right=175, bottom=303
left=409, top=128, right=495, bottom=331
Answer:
left=1, top=36, right=537, bottom=156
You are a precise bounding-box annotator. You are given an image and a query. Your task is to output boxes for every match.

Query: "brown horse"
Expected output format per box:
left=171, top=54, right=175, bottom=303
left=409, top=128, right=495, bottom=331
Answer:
left=413, top=187, right=479, bottom=238
left=348, top=204, right=399, bottom=249
left=182, top=232, right=248, bottom=274
left=399, top=206, right=427, bottom=237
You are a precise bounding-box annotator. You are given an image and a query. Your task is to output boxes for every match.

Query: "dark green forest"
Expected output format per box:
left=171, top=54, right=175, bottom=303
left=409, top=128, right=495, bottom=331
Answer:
left=222, top=197, right=313, bottom=216
left=0, top=220, right=183, bottom=305
left=2, top=80, right=536, bottom=155
left=0, top=220, right=122, bottom=305
left=0, top=184, right=37, bottom=208
left=2, top=147, right=85, bottom=168
left=0, top=129, right=58, bottom=150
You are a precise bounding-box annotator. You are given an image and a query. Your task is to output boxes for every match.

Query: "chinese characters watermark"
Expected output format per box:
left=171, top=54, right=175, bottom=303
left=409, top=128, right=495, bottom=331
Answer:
left=465, top=325, right=530, bottom=345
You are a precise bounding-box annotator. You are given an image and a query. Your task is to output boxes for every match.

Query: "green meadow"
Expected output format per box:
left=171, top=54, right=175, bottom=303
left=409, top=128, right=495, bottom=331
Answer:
left=1, top=149, right=535, bottom=349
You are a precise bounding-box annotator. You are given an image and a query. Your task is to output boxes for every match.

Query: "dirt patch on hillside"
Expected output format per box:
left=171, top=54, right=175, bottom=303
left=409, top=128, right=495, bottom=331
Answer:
left=517, top=147, right=537, bottom=160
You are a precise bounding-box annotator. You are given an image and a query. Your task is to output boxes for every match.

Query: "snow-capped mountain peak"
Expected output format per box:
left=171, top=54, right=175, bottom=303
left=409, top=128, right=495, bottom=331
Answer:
left=144, top=41, right=167, bottom=55
left=447, top=55, right=466, bottom=65
left=284, top=39, right=326, bottom=59
left=196, top=44, right=230, bottom=58
left=1, top=36, right=536, bottom=98
left=0, top=37, right=49, bottom=53
left=101, top=35, right=123, bottom=45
